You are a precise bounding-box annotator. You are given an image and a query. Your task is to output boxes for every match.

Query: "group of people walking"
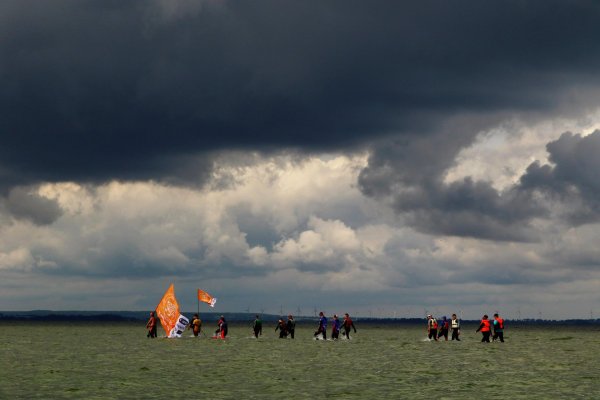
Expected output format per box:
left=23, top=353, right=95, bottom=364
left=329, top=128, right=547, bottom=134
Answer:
left=427, top=314, right=461, bottom=341
left=146, top=311, right=358, bottom=340
left=475, top=313, right=504, bottom=342
left=273, top=315, right=296, bottom=338
left=189, top=313, right=229, bottom=338
left=147, top=310, right=504, bottom=342
left=313, top=312, right=357, bottom=340
left=426, top=313, right=505, bottom=342
left=145, top=312, right=227, bottom=339
left=253, top=311, right=357, bottom=340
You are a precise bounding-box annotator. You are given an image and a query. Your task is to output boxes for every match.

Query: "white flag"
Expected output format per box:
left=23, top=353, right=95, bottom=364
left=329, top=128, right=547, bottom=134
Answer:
left=168, top=314, right=190, bottom=338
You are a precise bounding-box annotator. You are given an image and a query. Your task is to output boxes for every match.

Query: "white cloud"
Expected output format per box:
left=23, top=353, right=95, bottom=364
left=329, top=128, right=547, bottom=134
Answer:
left=444, top=108, right=600, bottom=190
left=0, top=247, right=34, bottom=270
left=1, top=151, right=600, bottom=318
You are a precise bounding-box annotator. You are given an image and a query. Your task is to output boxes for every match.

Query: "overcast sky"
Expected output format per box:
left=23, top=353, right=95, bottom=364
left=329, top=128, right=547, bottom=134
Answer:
left=2, top=0, right=600, bottom=319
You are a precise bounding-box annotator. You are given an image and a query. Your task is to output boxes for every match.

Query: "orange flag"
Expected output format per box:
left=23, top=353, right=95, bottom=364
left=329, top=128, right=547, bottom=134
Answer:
left=155, top=284, right=180, bottom=336
left=197, top=289, right=217, bottom=307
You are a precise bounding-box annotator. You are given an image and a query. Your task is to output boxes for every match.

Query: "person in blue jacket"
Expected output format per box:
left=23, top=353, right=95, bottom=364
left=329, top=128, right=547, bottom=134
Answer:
left=437, top=316, right=449, bottom=341
left=314, top=311, right=327, bottom=340
left=331, top=314, right=341, bottom=340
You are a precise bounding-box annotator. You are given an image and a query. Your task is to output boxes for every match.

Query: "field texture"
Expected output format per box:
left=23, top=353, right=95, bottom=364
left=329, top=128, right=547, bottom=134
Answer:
left=1, top=322, right=599, bottom=399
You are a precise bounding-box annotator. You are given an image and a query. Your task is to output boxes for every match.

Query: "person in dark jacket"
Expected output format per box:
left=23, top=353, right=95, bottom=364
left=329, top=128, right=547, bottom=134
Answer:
left=286, top=315, right=296, bottom=339
left=253, top=315, right=263, bottom=338
left=492, top=313, right=505, bottom=342
left=450, top=313, right=461, bottom=341
left=437, top=316, right=449, bottom=341
left=331, top=314, right=341, bottom=340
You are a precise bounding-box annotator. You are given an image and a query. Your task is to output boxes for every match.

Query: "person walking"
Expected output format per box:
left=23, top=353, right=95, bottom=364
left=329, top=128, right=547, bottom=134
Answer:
left=492, top=313, right=505, bottom=342
left=342, top=313, right=357, bottom=339
left=215, top=315, right=228, bottom=339
left=275, top=318, right=288, bottom=338
left=253, top=315, right=263, bottom=338
left=287, top=315, right=296, bottom=339
left=438, top=316, right=449, bottom=341
left=476, top=314, right=491, bottom=342
left=331, top=314, right=341, bottom=340
left=146, top=311, right=157, bottom=338
left=314, top=311, right=328, bottom=340
left=190, top=313, right=202, bottom=337
left=450, top=313, right=461, bottom=341
left=427, top=315, right=438, bottom=341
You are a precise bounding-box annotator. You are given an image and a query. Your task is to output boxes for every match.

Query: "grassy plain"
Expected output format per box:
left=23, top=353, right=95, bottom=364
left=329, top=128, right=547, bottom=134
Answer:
left=1, top=322, right=599, bottom=399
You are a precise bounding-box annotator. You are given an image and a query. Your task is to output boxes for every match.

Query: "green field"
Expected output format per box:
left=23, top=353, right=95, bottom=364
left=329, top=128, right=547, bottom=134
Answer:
left=1, top=322, right=599, bottom=399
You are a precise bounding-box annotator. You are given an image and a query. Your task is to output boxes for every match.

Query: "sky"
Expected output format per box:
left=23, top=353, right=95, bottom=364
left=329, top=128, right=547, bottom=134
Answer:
left=2, top=0, right=600, bottom=319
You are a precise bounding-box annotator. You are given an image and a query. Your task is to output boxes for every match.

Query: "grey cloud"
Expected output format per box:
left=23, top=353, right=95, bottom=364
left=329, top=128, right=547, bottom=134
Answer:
left=359, top=118, right=545, bottom=241
left=3, top=187, right=63, bottom=225
left=520, top=131, right=600, bottom=225
left=232, top=205, right=281, bottom=251
left=448, top=263, right=564, bottom=286
left=361, top=130, right=600, bottom=241
left=401, top=179, right=544, bottom=241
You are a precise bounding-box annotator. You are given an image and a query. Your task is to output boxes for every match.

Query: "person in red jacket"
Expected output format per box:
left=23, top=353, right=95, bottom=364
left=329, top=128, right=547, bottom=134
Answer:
left=342, top=313, right=357, bottom=339
left=215, top=315, right=228, bottom=339
left=476, top=314, right=491, bottom=342
left=146, top=311, right=157, bottom=338
left=275, top=318, right=288, bottom=338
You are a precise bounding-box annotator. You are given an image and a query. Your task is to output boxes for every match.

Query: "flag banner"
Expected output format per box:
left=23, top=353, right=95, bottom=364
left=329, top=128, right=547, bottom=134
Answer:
left=197, top=289, right=217, bottom=307
left=169, top=314, right=190, bottom=338
left=155, top=283, right=180, bottom=337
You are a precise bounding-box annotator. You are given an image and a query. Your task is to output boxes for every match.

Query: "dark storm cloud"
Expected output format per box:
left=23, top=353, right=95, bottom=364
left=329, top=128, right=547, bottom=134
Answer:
left=2, top=0, right=600, bottom=188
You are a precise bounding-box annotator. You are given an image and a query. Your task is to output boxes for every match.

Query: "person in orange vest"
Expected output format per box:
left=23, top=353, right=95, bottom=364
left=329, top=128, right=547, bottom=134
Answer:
left=427, top=315, right=438, bottom=341
left=492, top=313, right=505, bottom=342
left=189, top=313, right=202, bottom=337
left=476, top=314, right=491, bottom=342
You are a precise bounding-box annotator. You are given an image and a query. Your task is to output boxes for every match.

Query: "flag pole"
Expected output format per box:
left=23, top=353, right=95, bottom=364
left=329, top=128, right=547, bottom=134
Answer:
left=197, top=289, right=200, bottom=316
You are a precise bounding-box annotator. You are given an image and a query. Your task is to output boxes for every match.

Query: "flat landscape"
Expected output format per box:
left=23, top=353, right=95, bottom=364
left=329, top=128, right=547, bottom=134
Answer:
left=1, top=322, right=598, bottom=399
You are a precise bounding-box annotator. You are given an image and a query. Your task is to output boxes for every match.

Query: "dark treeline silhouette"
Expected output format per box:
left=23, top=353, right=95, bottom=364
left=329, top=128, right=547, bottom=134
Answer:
left=1, top=311, right=599, bottom=325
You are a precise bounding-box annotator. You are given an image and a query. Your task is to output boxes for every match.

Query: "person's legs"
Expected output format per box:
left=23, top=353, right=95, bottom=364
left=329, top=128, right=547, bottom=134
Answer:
left=482, top=332, right=490, bottom=342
